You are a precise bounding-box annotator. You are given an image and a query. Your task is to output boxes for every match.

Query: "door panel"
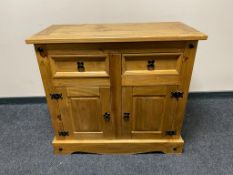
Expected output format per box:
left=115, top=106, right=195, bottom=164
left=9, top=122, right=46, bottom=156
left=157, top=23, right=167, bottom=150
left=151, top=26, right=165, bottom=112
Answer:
left=70, top=97, right=101, bottom=132
left=122, top=86, right=178, bottom=139
left=57, top=87, right=114, bottom=139
left=133, top=96, right=165, bottom=131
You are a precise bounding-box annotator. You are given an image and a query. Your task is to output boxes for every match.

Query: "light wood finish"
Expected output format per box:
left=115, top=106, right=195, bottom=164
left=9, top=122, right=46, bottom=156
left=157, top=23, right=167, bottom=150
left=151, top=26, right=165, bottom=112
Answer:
left=122, top=53, right=184, bottom=86
left=109, top=54, right=122, bottom=137
left=26, top=22, right=207, bottom=154
left=122, top=86, right=178, bottom=139
left=34, top=46, right=63, bottom=139
left=26, top=22, right=207, bottom=44
left=66, top=87, right=100, bottom=97
left=52, top=78, right=110, bottom=87
left=122, top=74, right=181, bottom=86
left=174, top=41, right=199, bottom=137
left=57, top=87, right=114, bottom=140
left=122, top=53, right=183, bottom=75
left=45, top=41, right=187, bottom=54
left=53, top=137, right=184, bottom=154
left=49, top=55, right=109, bottom=78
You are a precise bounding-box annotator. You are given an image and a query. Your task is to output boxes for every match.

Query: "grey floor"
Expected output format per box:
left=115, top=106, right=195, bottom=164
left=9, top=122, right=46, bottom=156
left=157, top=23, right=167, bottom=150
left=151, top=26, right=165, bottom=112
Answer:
left=0, top=96, right=233, bottom=175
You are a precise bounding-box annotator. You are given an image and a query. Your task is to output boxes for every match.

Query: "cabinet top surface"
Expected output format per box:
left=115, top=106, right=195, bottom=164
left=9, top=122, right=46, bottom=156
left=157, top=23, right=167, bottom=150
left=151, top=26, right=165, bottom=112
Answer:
left=26, top=22, right=207, bottom=44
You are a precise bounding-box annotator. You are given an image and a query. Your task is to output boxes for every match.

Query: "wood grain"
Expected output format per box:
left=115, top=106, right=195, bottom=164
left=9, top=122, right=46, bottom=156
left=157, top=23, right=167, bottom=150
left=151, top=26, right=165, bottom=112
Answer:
left=121, top=87, right=133, bottom=138
left=26, top=22, right=207, bottom=44
left=109, top=54, right=122, bottom=137
left=122, top=53, right=183, bottom=75
left=70, top=97, right=101, bottom=132
left=49, top=55, right=109, bottom=78
left=45, top=41, right=187, bottom=54
left=172, top=41, right=199, bottom=137
left=53, top=137, right=184, bottom=154
left=66, top=87, right=99, bottom=97
left=34, top=45, right=67, bottom=139
left=58, top=86, right=114, bottom=140
left=122, top=86, right=179, bottom=139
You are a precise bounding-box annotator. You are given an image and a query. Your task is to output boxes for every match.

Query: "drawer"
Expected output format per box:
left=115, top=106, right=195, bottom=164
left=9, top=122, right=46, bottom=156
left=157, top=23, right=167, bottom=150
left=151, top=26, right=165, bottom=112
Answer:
left=122, top=53, right=184, bottom=86
left=49, top=55, right=109, bottom=78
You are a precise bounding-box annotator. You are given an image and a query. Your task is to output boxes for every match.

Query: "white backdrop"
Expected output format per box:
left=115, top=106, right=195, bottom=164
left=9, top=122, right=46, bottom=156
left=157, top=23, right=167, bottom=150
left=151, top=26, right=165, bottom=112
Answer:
left=0, top=0, right=233, bottom=97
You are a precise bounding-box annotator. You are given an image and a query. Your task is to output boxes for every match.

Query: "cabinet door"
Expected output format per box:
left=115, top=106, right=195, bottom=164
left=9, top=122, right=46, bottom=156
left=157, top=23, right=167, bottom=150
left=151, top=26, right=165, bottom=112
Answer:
left=57, top=86, right=114, bottom=139
left=122, top=86, right=178, bottom=139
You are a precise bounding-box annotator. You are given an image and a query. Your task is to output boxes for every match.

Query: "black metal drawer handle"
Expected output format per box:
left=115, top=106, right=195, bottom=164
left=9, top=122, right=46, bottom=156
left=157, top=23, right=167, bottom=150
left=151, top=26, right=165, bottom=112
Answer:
left=123, top=112, right=130, bottom=121
left=103, top=112, right=111, bottom=121
left=77, top=61, right=85, bottom=72
left=147, top=60, right=155, bottom=70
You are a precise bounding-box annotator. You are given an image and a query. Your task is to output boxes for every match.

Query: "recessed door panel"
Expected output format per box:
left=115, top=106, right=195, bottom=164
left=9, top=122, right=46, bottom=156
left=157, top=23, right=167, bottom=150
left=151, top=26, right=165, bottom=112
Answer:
left=133, top=96, right=165, bottom=131
left=70, top=97, right=101, bottom=132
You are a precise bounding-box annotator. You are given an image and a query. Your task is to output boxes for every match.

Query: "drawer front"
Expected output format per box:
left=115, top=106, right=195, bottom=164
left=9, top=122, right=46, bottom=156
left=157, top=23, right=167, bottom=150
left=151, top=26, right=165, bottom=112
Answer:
left=122, top=53, right=184, bottom=86
left=49, top=55, right=109, bottom=78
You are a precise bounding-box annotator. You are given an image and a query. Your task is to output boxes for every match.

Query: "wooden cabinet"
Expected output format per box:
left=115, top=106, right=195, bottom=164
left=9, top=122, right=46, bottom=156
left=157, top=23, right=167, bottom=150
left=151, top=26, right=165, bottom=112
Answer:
left=26, top=22, right=207, bottom=154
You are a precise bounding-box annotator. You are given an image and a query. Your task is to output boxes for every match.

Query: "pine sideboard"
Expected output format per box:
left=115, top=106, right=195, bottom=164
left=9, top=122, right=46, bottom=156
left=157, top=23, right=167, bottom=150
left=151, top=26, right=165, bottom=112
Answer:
left=26, top=22, right=207, bottom=154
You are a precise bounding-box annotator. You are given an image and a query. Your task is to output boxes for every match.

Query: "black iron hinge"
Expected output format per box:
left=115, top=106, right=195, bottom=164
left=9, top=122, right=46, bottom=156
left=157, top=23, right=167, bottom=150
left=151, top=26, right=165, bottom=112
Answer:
left=171, top=91, right=184, bottom=100
left=166, top=131, right=176, bottom=136
left=58, top=131, right=69, bottom=137
left=50, top=93, right=63, bottom=100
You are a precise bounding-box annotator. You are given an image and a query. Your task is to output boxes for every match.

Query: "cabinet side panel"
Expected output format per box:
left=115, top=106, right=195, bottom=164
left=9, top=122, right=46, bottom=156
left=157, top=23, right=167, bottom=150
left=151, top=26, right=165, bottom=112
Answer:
left=34, top=45, right=60, bottom=137
left=173, top=41, right=198, bottom=135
